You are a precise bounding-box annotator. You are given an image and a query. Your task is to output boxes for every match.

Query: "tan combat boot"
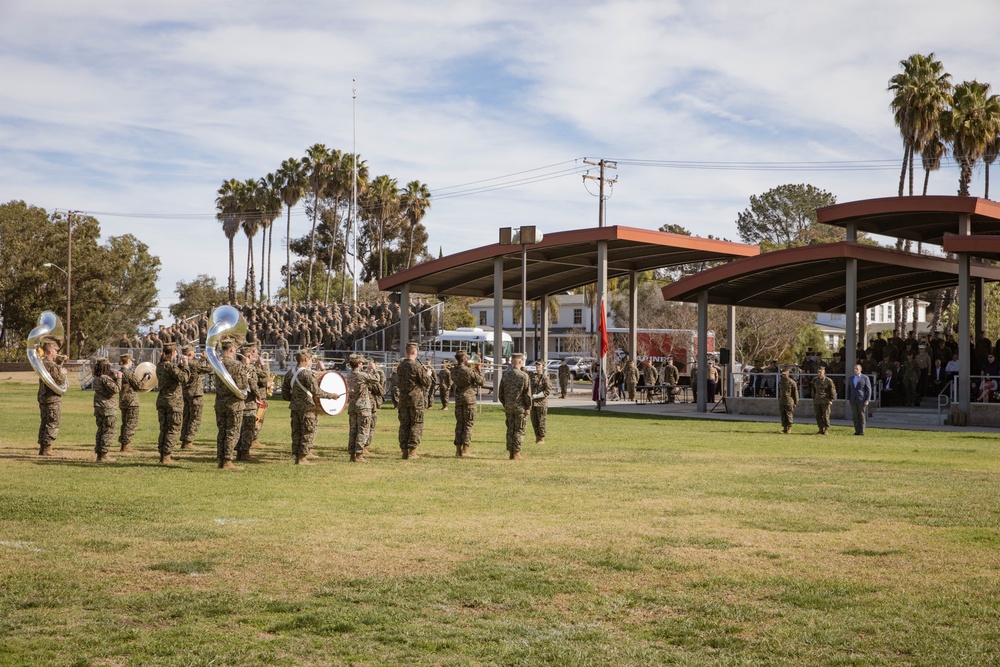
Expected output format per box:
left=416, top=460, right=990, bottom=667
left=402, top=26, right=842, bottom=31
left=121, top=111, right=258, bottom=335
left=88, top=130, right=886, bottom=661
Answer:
left=295, top=454, right=314, bottom=465
left=120, top=444, right=135, bottom=453
left=96, top=453, right=116, bottom=463
left=180, top=441, right=195, bottom=450
left=511, top=451, right=523, bottom=461
left=407, top=448, right=419, bottom=459
left=461, top=445, right=471, bottom=457
left=160, top=454, right=175, bottom=465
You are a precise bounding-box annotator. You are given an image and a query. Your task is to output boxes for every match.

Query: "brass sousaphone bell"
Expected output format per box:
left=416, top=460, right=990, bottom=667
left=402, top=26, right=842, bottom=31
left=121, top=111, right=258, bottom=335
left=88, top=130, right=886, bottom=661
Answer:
left=27, top=311, right=69, bottom=395
left=205, top=305, right=249, bottom=400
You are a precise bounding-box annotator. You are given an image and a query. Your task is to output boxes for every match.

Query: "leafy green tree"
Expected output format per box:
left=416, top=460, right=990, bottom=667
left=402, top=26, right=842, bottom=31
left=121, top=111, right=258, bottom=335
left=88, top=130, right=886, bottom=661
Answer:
left=0, top=201, right=159, bottom=351
left=942, top=80, right=1000, bottom=196
left=171, top=275, right=228, bottom=319
left=302, top=144, right=336, bottom=297
left=735, top=184, right=839, bottom=250
left=888, top=53, right=952, bottom=196
left=441, top=297, right=477, bottom=330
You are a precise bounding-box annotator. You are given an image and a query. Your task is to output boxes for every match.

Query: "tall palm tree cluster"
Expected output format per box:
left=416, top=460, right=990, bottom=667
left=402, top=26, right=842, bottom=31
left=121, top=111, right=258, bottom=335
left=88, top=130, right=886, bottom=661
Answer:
left=888, top=53, right=1000, bottom=336
left=215, top=143, right=432, bottom=305
left=889, top=52, right=1000, bottom=198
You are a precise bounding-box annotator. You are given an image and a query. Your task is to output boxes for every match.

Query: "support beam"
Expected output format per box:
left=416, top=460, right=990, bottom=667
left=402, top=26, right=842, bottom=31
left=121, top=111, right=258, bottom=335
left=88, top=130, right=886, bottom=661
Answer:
left=399, top=284, right=410, bottom=355
left=975, top=277, right=985, bottom=340
left=540, top=294, right=550, bottom=364
left=958, top=213, right=971, bottom=416
left=697, top=290, right=708, bottom=412
left=727, top=305, right=736, bottom=397
left=629, top=270, right=638, bottom=364
left=493, top=257, right=504, bottom=403
left=845, top=256, right=858, bottom=414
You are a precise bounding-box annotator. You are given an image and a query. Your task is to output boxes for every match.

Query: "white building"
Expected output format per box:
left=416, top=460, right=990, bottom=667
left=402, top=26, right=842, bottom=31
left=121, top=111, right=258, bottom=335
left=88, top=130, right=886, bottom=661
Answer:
left=470, top=295, right=608, bottom=358
left=816, top=299, right=929, bottom=350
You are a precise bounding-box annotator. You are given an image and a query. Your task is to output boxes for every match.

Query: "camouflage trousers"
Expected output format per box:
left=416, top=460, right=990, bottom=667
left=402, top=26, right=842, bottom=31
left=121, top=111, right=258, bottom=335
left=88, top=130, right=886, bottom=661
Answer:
left=559, top=379, right=569, bottom=399
left=530, top=406, right=547, bottom=441
left=95, top=411, right=117, bottom=455
left=779, top=403, right=795, bottom=431
left=626, top=381, right=636, bottom=401
left=505, top=409, right=527, bottom=453
left=215, top=404, right=242, bottom=463
left=157, top=405, right=183, bottom=456
left=366, top=405, right=379, bottom=448
left=38, top=401, right=61, bottom=447
left=181, top=395, right=204, bottom=444
left=439, top=385, right=450, bottom=409
left=348, top=409, right=371, bottom=455
left=397, top=401, right=425, bottom=451
left=119, top=403, right=139, bottom=446
left=237, top=408, right=256, bottom=455
left=290, top=408, right=318, bottom=457
left=454, top=399, right=476, bottom=446
left=813, top=401, right=832, bottom=433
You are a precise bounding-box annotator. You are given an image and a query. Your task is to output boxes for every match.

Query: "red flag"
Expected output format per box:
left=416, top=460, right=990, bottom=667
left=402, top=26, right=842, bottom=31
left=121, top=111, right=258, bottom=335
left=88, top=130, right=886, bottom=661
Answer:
left=598, top=297, right=609, bottom=358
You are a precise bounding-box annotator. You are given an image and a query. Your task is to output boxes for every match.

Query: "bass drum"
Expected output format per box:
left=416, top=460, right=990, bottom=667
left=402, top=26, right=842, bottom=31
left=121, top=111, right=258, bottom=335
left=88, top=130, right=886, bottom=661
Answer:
left=315, top=370, right=348, bottom=416
left=134, top=361, right=158, bottom=392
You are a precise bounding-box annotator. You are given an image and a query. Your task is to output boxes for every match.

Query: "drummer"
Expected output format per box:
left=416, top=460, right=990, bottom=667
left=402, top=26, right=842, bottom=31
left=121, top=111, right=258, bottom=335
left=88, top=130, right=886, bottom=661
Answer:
left=282, top=349, right=339, bottom=465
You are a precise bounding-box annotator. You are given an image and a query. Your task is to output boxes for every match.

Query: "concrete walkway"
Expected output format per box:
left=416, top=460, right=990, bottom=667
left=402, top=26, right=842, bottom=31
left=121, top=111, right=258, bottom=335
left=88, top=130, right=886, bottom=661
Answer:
left=483, top=389, right=1000, bottom=434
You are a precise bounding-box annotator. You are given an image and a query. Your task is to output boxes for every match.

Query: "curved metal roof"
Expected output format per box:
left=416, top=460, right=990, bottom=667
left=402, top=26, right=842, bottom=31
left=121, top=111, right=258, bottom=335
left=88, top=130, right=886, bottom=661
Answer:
left=377, top=225, right=759, bottom=300
left=943, top=233, right=1000, bottom=261
left=816, top=196, right=1000, bottom=246
left=660, top=241, right=1000, bottom=313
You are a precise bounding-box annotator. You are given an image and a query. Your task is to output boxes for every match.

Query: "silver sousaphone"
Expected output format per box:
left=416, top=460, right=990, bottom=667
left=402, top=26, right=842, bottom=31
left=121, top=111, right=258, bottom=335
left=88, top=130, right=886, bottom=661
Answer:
left=205, top=305, right=248, bottom=400
left=26, top=311, right=69, bottom=395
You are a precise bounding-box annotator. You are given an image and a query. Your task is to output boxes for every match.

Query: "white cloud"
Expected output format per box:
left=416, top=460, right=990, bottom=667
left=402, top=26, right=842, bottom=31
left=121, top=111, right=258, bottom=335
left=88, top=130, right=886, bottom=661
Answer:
left=1, top=0, right=998, bottom=326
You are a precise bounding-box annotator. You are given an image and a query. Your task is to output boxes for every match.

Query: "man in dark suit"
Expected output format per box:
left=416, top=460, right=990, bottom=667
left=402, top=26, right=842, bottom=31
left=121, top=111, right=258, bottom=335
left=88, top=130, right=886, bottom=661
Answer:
left=880, top=368, right=898, bottom=407
left=846, top=364, right=873, bottom=436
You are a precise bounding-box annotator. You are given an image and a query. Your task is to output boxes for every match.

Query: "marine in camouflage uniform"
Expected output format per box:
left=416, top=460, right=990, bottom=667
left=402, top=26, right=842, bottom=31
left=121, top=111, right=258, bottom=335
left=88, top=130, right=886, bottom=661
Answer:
left=180, top=345, right=214, bottom=449
left=810, top=367, right=837, bottom=435
left=450, top=350, right=484, bottom=457
left=364, top=361, right=386, bottom=453
left=214, top=341, right=248, bottom=469
left=624, top=361, right=639, bottom=401
left=156, top=343, right=192, bottom=463
left=282, top=350, right=337, bottom=465
left=499, top=353, right=532, bottom=460
left=557, top=360, right=571, bottom=398
left=663, top=359, right=680, bottom=403
left=529, top=361, right=552, bottom=444
left=346, top=355, right=381, bottom=462
left=92, top=358, right=122, bottom=462
left=438, top=362, right=452, bottom=409
left=117, top=353, right=145, bottom=452
left=36, top=341, right=67, bottom=456
left=236, top=344, right=269, bottom=462
left=902, top=353, right=920, bottom=407
left=395, top=343, right=432, bottom=458
left=777, top=369, right=799, bottom=434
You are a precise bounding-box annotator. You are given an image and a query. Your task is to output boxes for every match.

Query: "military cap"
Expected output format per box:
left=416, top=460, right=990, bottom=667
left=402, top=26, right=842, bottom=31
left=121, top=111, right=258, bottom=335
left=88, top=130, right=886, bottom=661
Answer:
left=181, top=344, right=194, bottom=355
left=405, top=342, right=419, bottom=352
left=535, top=359, right=544, bottom=367
left=119, top=352, right=132, bottom=363
left=455, top=349, right=468, bottom=361
left=162, top=342, right=177, bottom=353
left=240, top=342, right=257, bottom=353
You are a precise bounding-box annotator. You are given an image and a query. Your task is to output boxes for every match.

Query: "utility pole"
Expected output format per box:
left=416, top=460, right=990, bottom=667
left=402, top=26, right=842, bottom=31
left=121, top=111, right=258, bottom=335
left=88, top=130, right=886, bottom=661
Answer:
left=582, top=159, right=617, bottom=227
left=66, top=211, right=74, bottom=358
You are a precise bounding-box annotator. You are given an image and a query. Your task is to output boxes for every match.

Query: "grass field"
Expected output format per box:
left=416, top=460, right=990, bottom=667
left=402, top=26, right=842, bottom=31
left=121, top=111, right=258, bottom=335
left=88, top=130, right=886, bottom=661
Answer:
left=1, top=376, right=999, bottom=666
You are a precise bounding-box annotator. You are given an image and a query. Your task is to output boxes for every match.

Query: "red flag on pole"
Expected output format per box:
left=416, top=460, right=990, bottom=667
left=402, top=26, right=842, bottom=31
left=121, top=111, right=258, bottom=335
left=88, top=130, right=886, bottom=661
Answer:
left=598, top=297, right=609, bottom=359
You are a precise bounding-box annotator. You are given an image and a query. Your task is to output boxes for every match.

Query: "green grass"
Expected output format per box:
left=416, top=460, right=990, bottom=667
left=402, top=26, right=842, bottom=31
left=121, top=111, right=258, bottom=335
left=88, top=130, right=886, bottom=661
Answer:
left=1, top=379, right=999, bottom=665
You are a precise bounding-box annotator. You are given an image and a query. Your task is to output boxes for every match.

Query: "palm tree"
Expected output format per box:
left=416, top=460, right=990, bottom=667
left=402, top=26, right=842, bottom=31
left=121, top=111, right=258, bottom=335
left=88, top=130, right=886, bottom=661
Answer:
left=363, top=174, right=400, bottom=280
left=322, top=153, right=352, bottom=302
left=984, top=133, right=1000, bottom=199
left=920, top=132, right=946, bottom=195
left=302, top=144, right=335, bottom=300
left=341, top=154, right=369, bottom=301
left=216, top=178, right=242, bottom=303
left=276, top=157, right=306, bottom=303
left=400, top=180, right=432, bottom=269
left=258, top=173, right=283, bottom=303
left=239, top=178, right=261, bottom=304
left=942, top=80, right=1000, bottom=196
left=888, top=53, right=952, bottom=196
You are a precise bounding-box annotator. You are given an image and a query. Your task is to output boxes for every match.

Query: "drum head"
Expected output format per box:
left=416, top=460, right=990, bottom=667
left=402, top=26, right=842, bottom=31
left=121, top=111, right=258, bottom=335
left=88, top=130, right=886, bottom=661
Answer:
left=316, top=370, right=348, bottom=416
left=135, top=361, right=158, bottom=392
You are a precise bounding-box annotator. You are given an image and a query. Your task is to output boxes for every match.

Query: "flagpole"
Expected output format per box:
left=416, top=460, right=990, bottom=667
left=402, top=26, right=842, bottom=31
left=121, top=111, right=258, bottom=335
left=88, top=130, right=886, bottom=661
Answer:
left=351, top=78, right=358, bottom=303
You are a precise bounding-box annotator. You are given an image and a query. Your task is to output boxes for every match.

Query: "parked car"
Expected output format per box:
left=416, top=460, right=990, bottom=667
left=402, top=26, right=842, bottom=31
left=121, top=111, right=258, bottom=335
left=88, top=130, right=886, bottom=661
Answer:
left=549, top=356, right=595, bottom=381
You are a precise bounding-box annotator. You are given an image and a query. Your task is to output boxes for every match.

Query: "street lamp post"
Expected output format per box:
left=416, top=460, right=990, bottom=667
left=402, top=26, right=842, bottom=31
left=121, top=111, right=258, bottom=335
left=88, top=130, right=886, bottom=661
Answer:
left=43, top=260, right=71, bottom=357
left=499, top=226, right=543, bottom=357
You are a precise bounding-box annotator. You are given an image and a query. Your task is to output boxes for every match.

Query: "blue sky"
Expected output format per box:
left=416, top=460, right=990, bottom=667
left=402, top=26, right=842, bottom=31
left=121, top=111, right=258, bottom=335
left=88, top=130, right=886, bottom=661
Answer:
left=2, top=0, right=999, bottom=320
